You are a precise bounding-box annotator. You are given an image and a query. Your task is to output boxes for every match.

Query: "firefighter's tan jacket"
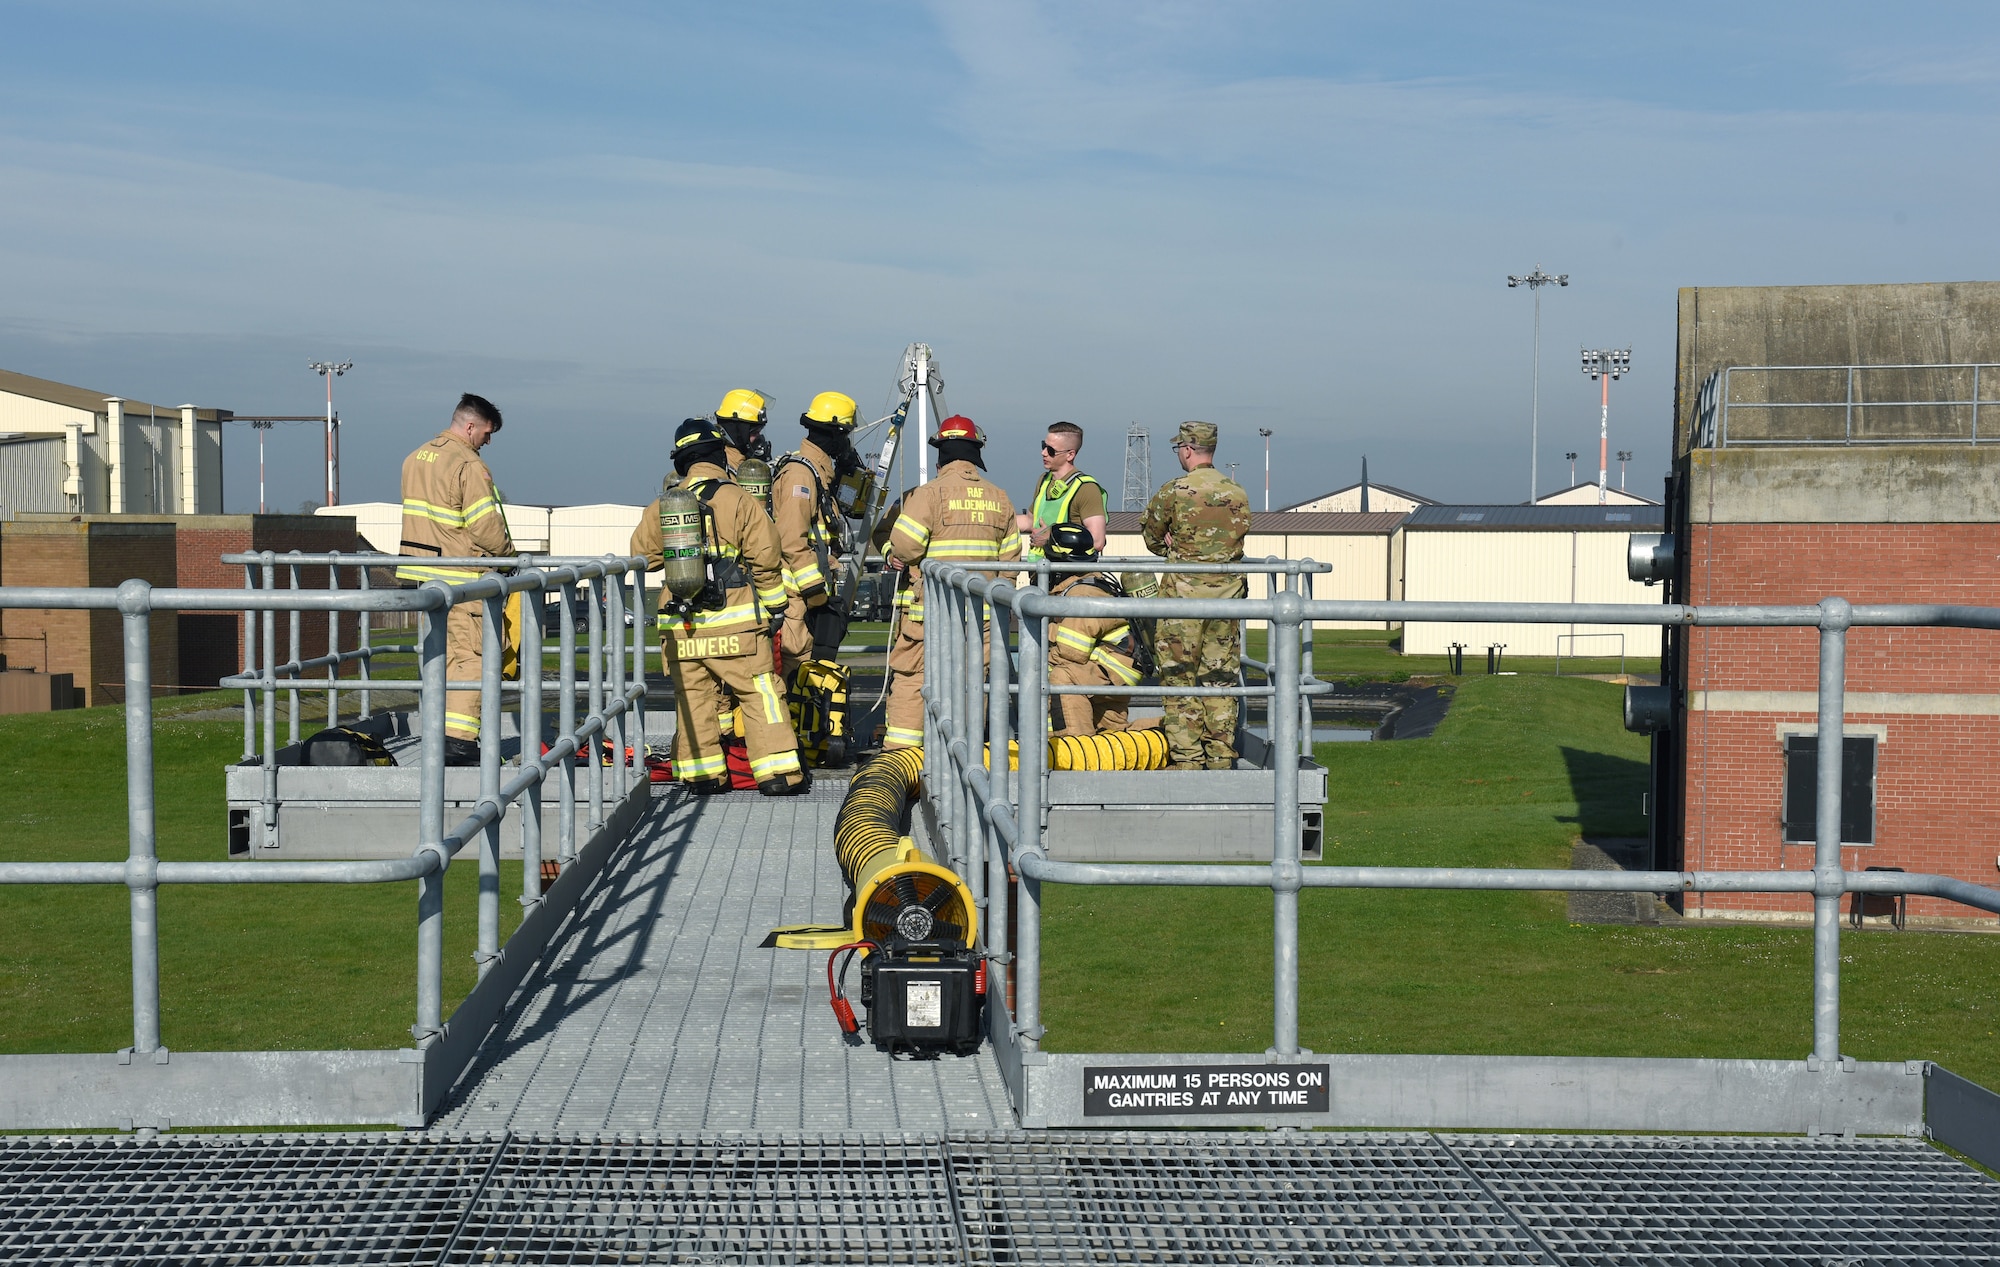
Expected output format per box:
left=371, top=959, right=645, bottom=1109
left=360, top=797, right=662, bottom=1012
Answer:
left=773, top=439, right=837, bottom=606
left=396, top=431, right=512, bottom=583
left=631, top=461, right=789, bottom=658
left=1049, top=573, right=1143, bottom=686
left=887, top=459, right=1021, bottom=629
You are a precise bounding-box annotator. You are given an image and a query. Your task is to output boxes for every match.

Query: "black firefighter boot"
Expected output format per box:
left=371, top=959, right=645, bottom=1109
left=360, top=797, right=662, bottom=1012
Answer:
left=758, top=768, right=812, bottom=797
left=442, top=736, right=481, bottom=767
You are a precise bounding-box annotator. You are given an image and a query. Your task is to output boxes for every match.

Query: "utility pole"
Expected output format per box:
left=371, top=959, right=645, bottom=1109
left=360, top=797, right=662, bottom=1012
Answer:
left=309, top=360, right=353, bottom=506
left=1507, top=265, right=1567, bottom=503
left=1580, top=347, right=1631, bottom=505
left=1565, top=451, right=1578, bottom=490
left=1258, top=428, right=1273, bottom=511
left=1617, top=449, right=1633, bottom=492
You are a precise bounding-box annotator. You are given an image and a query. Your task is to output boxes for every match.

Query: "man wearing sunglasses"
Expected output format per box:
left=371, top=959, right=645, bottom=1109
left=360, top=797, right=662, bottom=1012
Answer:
left=1018, top=421, right=1107, bottom=561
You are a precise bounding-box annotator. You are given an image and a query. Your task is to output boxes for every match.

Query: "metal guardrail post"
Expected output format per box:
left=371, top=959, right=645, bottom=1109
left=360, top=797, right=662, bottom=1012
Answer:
left=558, top=580, right=579, bottom=865
left=922, top=571, right=945, bottom=856
left=606, top=567, right=628, bottom=801
left=964, top=580, right=986, bottom=897
left=587, top=576, right=605, bottom=831
left=1299, top=563, right=1316, bottom=758
left=414, top=587, right=449, bottom=1045
left=520, top=569, right=545, bottom=908
left=1014, top=580, right=1048, bottom=1052
left=326, top=561, right=341, bottom=728
left=357, top=559, right=373, bottom=720
left=287, top=555, right=303, bottom=746
left=1813, top=597, right=1851, bottom=1064
left=986, top=588, right=1013, bottom=1006
left=118, top=581, right=162, bottom=1054
left=1270, top=590, right=1305, bottom=1056
left=240, top=561, right=256, bottom=763
left=261, top=556, right=278, bottom=849
left=629, top=567, right=647, bottom=781
left=476, top=592, right=505, bottom=981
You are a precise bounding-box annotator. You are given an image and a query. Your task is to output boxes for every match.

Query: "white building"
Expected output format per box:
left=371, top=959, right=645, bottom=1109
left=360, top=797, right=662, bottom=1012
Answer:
left=1398, top=504, right=1665, bottom=658
left=1104, top=510, right=1408, bottom=629
left=325, top=502, right=649, bottom=559
left=0, top=368, right=226, bottom=516
left=1279, top=479, right=1434, bottom=516
left=1532, top=481, right=1659, bottom=507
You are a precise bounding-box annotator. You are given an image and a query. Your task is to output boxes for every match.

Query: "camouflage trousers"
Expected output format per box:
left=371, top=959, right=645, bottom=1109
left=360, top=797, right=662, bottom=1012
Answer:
left=1155, top=616, right=1239, bottom=769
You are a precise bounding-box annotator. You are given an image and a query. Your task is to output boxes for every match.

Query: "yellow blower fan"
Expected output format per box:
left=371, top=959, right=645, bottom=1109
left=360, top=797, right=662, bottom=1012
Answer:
left=766, top=747, right=977, bottom=951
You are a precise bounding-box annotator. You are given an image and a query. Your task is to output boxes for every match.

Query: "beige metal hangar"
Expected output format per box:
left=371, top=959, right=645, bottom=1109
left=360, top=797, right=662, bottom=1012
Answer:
left=1104, top=510, right=1408, bottom=628
left=1398, top=504, right=1665, bottom=658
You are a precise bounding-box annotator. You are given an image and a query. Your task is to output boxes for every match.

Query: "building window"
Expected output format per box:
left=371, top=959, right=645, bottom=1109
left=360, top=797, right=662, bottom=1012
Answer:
left=1781, top=735, right=1875, bottom=845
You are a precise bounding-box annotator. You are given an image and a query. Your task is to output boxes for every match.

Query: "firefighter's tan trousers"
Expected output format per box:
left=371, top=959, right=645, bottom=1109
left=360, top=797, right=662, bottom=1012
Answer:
left=1048, top=658, right=1129, bottom=738
left=666, top=632, right=802, bottom=786
left=883, top=617, right=992, bottom=751
left=444, top=596, right=522, bottom=742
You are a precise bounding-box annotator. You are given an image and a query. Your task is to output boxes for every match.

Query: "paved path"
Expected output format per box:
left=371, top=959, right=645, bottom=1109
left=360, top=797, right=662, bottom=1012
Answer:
left=432, top=783, right=1015, bottom=1134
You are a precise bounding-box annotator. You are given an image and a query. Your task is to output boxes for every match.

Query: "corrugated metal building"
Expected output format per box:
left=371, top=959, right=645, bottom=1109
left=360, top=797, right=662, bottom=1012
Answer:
left=1399, top=504, right=1665, bottom=657
left=0, top=368, right=227, bottom=516
left=1104, top=510, right=1408, bottom=628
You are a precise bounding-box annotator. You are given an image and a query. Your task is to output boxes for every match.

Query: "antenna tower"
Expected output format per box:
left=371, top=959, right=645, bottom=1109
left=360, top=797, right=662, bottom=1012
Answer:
left=1122, top=423, right=1151, bottom=509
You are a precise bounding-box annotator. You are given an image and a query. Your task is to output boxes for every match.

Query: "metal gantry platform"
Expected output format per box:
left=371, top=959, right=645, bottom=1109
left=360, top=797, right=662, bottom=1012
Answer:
left=429, top=786, right=1015, bottom=1136
left=4, top=1130, right=1995, bottom=1264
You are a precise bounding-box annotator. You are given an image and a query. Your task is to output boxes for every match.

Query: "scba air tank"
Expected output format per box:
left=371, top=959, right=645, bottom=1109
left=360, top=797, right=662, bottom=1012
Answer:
left=734, top=458, right=774, bottom=513
left=657, top=484, right=708, bottom=601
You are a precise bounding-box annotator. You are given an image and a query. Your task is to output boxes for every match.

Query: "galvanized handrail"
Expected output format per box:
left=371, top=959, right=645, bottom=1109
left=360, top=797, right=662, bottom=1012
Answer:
left=921, top=563, right=2000, bottom=1095
left=0, top=554, right=651, bottom=1061
left=1704, top=362, right=2000, bottom=447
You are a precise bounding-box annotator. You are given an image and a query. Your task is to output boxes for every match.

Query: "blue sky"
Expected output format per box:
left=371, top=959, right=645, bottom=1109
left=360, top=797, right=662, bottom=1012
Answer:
left=2, top=1, right=1996, bottom=513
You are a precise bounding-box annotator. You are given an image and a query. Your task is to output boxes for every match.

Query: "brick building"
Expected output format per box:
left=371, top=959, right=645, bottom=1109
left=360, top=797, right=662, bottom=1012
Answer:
left=0, top=520, right=177, bottom=706
left=4, top=513, right=360, bottom=693
left=1657, top=281, right=2000, bottom=926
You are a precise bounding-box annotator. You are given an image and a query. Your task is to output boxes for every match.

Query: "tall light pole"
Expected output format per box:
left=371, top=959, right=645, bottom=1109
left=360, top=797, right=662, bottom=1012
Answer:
left=254, top=419, right=275, bottom=513
left=1507, top=265, right=1568, bottom=503
left=309, top=360, right=353, bottom=506
left=1565, top=451, right=1578, bottom=490
left=1257, top=428, right=1273, bottom=511
left=1580, top=347, right=1631, bottom=505
left=1617, top=449, right=1633, bottom=491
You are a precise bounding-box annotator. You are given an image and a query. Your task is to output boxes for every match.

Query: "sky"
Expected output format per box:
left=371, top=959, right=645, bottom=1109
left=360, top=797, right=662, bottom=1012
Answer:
left=2, top=1, right=1997, bottom=515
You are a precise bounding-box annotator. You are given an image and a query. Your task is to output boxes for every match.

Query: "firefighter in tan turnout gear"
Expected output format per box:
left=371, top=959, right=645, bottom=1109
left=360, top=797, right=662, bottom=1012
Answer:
left=396, top=393, right=514, bottom=766
left=882, top=415, right=1021, bottom=751
left=773, top=391, right=861, bottom=662
left=715, top=387, right=774, bottom=472
left=632, top=417, right=808, bottom=796
left=1041, top=521, right=1144, bottom=738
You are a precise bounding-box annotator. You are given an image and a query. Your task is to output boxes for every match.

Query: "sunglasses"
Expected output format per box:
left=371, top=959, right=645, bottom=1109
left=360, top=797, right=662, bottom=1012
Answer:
left=1041, top=442, right=1076, bottom=457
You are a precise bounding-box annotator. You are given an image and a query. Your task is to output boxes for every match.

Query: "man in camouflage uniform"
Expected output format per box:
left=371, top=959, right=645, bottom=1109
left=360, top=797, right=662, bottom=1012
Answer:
left=632, top=417, right=806, bottom=796
left=883, top=415, right=1021, bottom=750
left=1141, top=421, right=1251, bottom=770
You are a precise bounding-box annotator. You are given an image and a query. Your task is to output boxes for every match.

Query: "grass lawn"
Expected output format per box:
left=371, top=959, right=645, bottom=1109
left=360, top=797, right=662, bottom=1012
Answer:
left=0, top=704, right=521, bottom=1054
left=1247, top=625, right=1634, bottom=681
left=1041, top=672, right=2000, bottom=1087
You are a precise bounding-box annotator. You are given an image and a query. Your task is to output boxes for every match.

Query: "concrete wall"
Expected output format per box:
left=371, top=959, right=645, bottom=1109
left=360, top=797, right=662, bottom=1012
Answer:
left=1676, top=281, right=2000, bottom=457
left=1687, top=444, right=2000, bottom=523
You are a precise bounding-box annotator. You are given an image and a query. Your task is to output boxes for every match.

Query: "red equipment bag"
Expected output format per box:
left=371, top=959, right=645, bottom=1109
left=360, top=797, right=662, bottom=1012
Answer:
left=721, top=737, right=760, bottom=790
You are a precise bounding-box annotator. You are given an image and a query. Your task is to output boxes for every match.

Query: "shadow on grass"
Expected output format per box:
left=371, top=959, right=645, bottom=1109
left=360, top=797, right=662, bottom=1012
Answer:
left=1559, top=745, right=1649, bottom=839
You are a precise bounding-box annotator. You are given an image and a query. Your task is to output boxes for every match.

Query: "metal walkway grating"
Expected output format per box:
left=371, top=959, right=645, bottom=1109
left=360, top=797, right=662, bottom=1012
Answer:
left=3, top=1130, right=1995, bottom=1265
left=1448, top=1133, right=2000, bottom=1266
left=0, top=1133, right=499, bottom=1265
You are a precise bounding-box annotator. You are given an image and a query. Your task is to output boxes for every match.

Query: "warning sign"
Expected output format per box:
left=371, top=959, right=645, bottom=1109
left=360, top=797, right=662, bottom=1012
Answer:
left=1082, top=1064, right=1330, bottom=1116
